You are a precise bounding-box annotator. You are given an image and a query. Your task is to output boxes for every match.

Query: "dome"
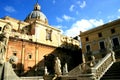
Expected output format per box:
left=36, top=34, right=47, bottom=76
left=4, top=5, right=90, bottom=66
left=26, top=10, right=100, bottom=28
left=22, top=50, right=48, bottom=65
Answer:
left=25, top=3, right=48, bottom=23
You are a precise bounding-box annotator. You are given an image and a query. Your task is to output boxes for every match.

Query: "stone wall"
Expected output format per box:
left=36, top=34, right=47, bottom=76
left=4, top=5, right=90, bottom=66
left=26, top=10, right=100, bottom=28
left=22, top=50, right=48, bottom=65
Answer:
left=6, top=38, right=56, bottom=76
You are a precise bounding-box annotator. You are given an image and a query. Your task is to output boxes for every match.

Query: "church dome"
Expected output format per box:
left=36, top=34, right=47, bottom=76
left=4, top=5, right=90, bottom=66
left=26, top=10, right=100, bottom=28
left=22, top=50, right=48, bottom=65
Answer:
left=25, top=3, right=48, bottom=23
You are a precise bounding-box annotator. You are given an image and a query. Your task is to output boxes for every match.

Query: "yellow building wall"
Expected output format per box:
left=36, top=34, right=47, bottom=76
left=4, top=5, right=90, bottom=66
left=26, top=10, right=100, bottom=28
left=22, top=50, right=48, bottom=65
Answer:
left=80, top=19, right=120, bottom=55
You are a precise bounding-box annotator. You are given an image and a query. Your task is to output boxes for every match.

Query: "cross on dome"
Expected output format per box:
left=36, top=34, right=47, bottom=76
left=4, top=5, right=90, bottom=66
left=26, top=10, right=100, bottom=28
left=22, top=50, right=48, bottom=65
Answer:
left=34, top=0, right=41, bottom=11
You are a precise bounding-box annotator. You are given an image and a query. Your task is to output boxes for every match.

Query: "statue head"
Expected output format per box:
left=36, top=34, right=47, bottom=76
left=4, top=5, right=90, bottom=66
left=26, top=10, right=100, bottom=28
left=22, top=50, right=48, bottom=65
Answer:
left=9, top=55, right=18, bottom=64
left=56, top=57, right=59, bottom=60
left=2, top=23, right=12, bottom=33
left=0, top=59, right=5, bottom=65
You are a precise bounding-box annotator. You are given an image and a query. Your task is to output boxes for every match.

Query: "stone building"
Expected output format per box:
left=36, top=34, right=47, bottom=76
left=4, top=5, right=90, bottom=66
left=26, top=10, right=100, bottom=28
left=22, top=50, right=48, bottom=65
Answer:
left=0, top=2, right=81, bottom=76
left=80, top=19, right=120, bottom=61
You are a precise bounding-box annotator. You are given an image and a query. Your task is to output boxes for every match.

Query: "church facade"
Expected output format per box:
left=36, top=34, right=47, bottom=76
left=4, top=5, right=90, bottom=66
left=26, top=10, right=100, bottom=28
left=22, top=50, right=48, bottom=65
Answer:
left=0, top=3, right=81, bottom=76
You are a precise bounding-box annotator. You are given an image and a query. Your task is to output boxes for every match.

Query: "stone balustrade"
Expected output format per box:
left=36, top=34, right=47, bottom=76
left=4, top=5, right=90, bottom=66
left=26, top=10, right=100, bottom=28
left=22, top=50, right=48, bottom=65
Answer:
left=91, top=52, right=115, bottom=80
left=64, top=51, right=115, bottom=80
left=20, top=76, right=43, bottom=80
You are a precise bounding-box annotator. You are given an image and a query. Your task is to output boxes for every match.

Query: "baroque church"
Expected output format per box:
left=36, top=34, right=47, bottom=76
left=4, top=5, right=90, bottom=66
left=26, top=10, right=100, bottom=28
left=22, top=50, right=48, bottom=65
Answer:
left=0, top=2, right=82, bottom=76
left=0, top=1, right=120, bottom=80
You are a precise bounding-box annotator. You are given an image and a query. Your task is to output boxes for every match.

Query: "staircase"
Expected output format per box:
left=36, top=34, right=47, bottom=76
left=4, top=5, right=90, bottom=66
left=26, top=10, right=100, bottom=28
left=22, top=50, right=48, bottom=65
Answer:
left=61, top=51, right=116, bottom=80
left=100, top=61, right=120, bottom=80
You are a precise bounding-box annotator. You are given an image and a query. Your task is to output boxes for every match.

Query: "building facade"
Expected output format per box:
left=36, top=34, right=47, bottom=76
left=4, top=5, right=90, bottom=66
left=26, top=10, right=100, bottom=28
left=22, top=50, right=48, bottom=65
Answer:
left=0, top=3, right=81, bottom=76
left=80, top=19, right=120, bottom=61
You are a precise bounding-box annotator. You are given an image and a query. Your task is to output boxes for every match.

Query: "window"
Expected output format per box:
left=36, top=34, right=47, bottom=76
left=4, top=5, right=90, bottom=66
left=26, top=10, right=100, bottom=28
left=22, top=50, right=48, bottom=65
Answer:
left=28, top=54, right=32, bottom=60
left=98, top=32, right=102, bottom=37
left=46, top=29, right=52, bottom=41
left=86, top=45, right=91, bottom=52
left=28, top=66, right=32, bottom=70
left=111, top=28, right=115, bottom=34
left=112, top=37, right=119, bottom=47
left=29, top=39, right=32, bottom=41
left=0, top=27, right=2, bottom=31
left=99, top=41, right=105, bottom=50
left=85, top=37, right=89, bottom=41
left=13, top=52, right=17, bottom=56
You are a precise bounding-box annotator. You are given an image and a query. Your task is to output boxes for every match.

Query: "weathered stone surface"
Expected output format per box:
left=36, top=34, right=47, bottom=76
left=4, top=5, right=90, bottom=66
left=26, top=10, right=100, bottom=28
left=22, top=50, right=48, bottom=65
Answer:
left=3, top=62, right=20, bottom=80
left=0, top=64, right=4, bottom=80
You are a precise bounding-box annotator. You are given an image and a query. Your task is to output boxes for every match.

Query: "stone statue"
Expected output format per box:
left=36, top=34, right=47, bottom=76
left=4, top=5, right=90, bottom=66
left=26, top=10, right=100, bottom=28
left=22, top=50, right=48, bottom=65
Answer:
left=90, top=56, right=96, bottom=67
left=44, top=66, right=49, bottom=75
left=9, top=55, right=18, bottom=64
left=63, top=63, right=68, bottom=75
left=0, top=23, right=11, bottom=64
left=0, top=33, right=8, bottom=64
left=0, top=35, right=7, bottom=64
left=54, top=57, right=62, bottom=76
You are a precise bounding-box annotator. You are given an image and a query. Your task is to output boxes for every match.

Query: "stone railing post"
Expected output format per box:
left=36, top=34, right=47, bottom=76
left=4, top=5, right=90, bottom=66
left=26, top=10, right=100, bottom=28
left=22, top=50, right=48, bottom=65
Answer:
left=91, top=52, right=114, bottom=80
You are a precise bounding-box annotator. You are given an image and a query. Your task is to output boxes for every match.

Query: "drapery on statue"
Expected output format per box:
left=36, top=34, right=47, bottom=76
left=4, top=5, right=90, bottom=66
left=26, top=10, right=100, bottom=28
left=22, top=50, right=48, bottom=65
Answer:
left=0, top=23, right=11, bottom=64
left=0, top=35, right=7, bottom=64
left=54, top=57, right=62, bottom=76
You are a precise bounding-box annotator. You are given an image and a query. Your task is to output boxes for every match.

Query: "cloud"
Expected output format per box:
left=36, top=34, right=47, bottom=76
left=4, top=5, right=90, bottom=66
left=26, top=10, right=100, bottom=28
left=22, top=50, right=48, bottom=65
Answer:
left=98, top=11, right=102, bottom=14
left=64, top=19, right=104, bottom=37
left=77, top=1, right=86, bottom=8
left=53, top=25, right=67, bottom=34
left=118, top=16, right=120, bottom=18
left=4, top=6, right=16, bottom=13
left=54, top=25, right=63, bottom=29
left=118, top=9, right=120, bottom=12
left=62, top=14, right=74, bottom=21
left=107, top=16, right=115, bottom=19
left=69, top=5, right=75, bottom=12
left=56, top=15, right=74, bottom=23
left=69, top=1, right=86, bottom=13
left=56, top=17, right=63, bottom=23
left=53, top=0, right=56, bottom=4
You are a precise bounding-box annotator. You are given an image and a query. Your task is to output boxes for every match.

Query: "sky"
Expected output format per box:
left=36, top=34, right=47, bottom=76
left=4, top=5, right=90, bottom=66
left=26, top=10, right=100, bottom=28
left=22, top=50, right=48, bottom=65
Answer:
left=0, top=0, right=120, bottom=37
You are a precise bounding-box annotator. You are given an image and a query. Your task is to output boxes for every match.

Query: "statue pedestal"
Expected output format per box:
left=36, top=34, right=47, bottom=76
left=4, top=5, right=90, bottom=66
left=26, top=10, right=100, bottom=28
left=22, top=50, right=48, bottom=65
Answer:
left=44, top=75, right=62, bottom=80
left=0, top=62, right=20, bottom=80
left=44, top=75, right=55, bottom=80
left=0, top=64, right=4, bottom=80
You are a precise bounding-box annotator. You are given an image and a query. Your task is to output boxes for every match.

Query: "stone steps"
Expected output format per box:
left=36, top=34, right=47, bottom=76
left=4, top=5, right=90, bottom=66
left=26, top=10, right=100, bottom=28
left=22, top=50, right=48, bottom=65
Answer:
left=100, top=61, right=120, bottom=80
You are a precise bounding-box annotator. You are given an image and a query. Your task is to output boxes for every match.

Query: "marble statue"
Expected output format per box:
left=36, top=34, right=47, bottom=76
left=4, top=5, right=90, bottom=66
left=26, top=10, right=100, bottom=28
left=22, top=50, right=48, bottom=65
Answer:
left=63, top=63, right=68, bottom=75
left=0, top=23, right=11, bottom=64
left=0, top=34, right=8, bottom=64
left=54, top=57, right=62, bottom=76
left=90, top=56, right=96, bottom=67
left=9, top=55, right=18, bottom=64
left=44, top=66, right=49, bottom=75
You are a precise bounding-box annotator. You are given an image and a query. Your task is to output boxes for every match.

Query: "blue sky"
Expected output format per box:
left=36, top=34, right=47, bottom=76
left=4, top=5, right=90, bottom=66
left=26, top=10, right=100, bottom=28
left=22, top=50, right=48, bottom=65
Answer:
left=0, top=0, right=120, bottom=37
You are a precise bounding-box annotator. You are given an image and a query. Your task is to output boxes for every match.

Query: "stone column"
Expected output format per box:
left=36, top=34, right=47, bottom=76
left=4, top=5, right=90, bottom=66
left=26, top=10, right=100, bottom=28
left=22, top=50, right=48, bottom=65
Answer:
left=21, top=42, right=25, bottom=71
left=35, top=44, right=39, bottom=72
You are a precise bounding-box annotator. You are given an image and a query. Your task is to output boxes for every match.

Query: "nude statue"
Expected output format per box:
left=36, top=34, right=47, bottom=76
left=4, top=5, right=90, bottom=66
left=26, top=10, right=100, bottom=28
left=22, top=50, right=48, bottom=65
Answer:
left=63, top=63, right=68, bottom=75
left=54, top=57, right=62, bottom=76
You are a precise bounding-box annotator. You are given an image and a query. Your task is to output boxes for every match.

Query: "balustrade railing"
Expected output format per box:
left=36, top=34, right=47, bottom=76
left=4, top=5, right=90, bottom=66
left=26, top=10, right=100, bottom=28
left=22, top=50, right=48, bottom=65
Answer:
left=68, top=51, right=116, bottom=80
left=10, top=32, right=35, bottom=41
left=67, top=58, right=100, bottom=77
left=91, top=52, right=115, bottom=80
